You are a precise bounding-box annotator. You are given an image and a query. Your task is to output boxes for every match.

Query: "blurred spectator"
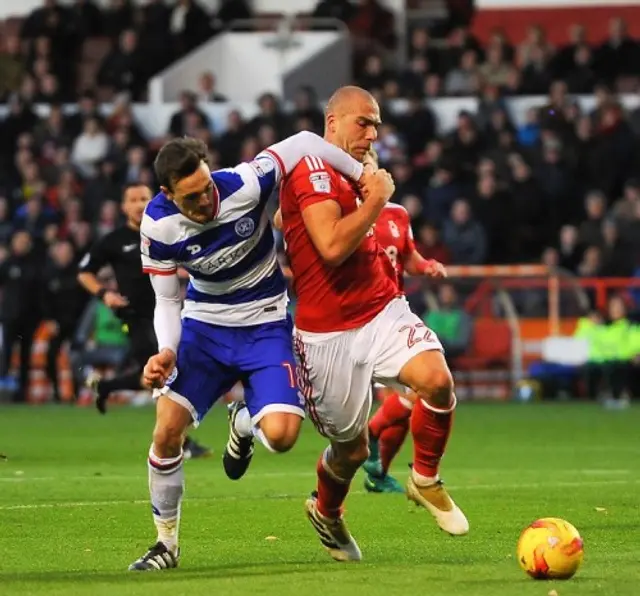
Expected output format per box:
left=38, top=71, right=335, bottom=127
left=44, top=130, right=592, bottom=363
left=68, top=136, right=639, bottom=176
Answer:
left=0, top=230, right=42, bottom=402
left=415, top=222, right=451, bottom=264
left=0, top=35, right=25, bottom=101
left=423, top=283, right=472, bottom=359
left=444, top=49, right=479, bottom=96
left=170, top=0, right=211, bottom=57
left=442, top=199, right=487, bottom=264
left=578, top=190, right=607, bottom=247
left=42, top=239, right=88, bottom=401
left=197, top=71, right=227, bottom=103
left=97, top=29, right=146, bottom=100
left=71, top=118, right=109, bottom=178
left=312, top=0, right=356, bottom=24
left=168, top=91, right=210, bottom=138
left=595, top=17, right=640, bottom=84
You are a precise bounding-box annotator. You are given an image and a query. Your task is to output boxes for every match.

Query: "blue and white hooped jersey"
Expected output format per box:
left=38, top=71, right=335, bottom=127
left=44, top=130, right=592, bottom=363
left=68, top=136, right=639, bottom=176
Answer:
left=140, top=154, right=288, bottom=327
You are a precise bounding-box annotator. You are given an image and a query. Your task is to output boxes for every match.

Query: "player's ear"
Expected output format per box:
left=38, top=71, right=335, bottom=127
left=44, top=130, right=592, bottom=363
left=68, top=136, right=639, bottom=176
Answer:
left=160, top=186, right=173, bottom=201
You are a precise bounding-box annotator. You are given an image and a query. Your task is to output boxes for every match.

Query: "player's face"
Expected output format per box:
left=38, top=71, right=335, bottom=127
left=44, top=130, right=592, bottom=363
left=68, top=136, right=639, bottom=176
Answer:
left=330, top=98, right=381, bottom=161
left=122, top=185, right=152, bottom=227
left=168, top=162, right=216, bottom=224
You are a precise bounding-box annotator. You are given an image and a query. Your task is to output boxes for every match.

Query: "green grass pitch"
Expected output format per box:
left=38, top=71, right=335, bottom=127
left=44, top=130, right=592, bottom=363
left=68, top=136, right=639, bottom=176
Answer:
left=1, top=402, right=639, bottom=596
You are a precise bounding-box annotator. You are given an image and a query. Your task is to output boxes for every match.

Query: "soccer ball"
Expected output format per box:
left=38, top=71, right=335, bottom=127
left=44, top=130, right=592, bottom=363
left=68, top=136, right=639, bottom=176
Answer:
left=517, top=517, right=584, bottom=580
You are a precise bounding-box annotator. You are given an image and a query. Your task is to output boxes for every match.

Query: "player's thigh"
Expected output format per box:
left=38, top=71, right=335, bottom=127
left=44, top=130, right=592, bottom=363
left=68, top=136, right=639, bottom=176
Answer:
left=372, top=297, right=449, bottom=393
left=240, top=318, right=305, bottom=427
left=294, top=330, right=373, bottom=442
left=157, top=319, right=237, bottom=428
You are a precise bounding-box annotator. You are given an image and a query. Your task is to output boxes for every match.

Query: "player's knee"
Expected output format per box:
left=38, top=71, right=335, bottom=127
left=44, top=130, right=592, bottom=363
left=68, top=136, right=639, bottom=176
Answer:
left=152, top=423, right=185, bottom=458
left=346, top=443, right=370, bottom=468
left=260, top=413, right=301, bottom=453
left=416, top=367, right=454, bottom=409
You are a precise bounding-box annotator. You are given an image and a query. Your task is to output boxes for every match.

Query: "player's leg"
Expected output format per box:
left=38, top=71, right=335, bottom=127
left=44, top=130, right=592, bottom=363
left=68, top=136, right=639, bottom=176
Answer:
left=398, top=349, right=469, bottom=535
left=374, top=298, right=468, bottom=535
left=130, top=320, right=235, bottom=571
left=45, top=328, right=65, bottom=402
left=364, top=385, right=414, bottom=492
left=129, top=395, right=192, bottom=571
left=223, top=318, right=304, bottom=480
left=305, top=430, right=367, bottom=562
left=295, top=328, right=372, bottom=561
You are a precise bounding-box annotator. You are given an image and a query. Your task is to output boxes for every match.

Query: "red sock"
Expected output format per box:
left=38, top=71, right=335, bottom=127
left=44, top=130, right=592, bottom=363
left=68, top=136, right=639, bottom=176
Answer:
left=410, top=399, right=454, bottom=478
left=379, top=421, right=409, bottom=474
left=369, top=392, right=412, bottom=438
left=316, top=455, right=351, bottom=519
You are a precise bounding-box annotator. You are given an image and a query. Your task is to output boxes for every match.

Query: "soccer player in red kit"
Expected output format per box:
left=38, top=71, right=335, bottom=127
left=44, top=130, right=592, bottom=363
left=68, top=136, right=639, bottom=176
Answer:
left=280, top=86, right=469, bottom=562
left=364, top=199, right=448, bottom=494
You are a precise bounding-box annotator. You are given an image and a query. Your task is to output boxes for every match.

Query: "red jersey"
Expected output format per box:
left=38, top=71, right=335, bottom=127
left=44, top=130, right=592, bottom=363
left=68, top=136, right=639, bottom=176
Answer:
left=280, top=156, right=400, bottom=333
left=374, top=203, right=416, bottom=290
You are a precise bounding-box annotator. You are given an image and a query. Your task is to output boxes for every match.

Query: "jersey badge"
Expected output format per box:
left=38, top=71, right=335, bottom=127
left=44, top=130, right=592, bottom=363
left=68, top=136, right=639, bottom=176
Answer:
left=235, top=217, right=255, bottom=238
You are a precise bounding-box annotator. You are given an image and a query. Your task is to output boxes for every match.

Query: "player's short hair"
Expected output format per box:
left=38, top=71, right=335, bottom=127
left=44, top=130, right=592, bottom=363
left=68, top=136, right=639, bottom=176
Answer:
left=154, top=137, right=209, bottom=191
left=122, top=181, right=151, bottom=197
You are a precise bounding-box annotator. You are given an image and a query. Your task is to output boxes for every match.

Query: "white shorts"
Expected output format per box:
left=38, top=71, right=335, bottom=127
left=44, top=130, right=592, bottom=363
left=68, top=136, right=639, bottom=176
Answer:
left=294, top=297, right=443, bottom=442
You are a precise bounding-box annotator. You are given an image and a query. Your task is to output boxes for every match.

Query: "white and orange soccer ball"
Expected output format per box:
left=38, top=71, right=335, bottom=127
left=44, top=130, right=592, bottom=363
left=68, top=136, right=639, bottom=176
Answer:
left=517, top=517, right=584, bottom=580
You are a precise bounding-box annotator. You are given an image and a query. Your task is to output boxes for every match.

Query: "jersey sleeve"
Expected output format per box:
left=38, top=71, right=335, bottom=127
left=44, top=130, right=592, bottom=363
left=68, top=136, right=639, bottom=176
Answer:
left=77, top=235, right=110, bottom=274
left=288, top=158, right=341, bottom=212
left=140, top=216, right=178, bottom=276
left=260, top=131, right=363, bottom=186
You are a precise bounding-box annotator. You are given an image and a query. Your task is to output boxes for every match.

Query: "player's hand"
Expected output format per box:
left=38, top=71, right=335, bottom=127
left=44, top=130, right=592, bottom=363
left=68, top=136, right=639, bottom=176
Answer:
left=360, top=169, right=395, bottom=205
left=361, top=149, right=379, bottom=174
left=423, top=260, right=447, bottom=278
left=143, top=348, right=177, bottom=389
left=103, top=291, right=129, bottom=309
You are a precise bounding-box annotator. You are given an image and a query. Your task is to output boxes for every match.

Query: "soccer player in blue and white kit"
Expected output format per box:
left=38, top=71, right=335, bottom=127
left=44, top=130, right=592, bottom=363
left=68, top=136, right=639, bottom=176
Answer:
left=128, top=131, right=365, bottom=571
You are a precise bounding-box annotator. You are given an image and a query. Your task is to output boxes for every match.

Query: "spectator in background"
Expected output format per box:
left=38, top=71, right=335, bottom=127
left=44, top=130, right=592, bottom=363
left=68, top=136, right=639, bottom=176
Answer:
left=566, top=44, right=597, bottom=93
left=170, top=0, right=211, bottom=57
left=596, top=17, right=639, bottom=84
left=444, top=49, right=479, bottom=96
left=71, top=118, right=109, bottom=178
left=415, top=222, right=450, bottom=264
left=584, top=295, right=634, bottom=408
left=0, top=230, right=42, bottom=402
left=43, top=239, right=88, bottom=401
left=97, top=29, right=146, bottom=100
left=197, top=71, right=227, bottom=103
left=168, top=91, right=210, bottom=138
left=600, top=219, right=633, bottom=277
left=443, top=198, right=487, bottom=264
left=0, top=35, right=25, bottom=102
left=579, top=190, right=607, bottom=247
left=423, top=283, right=471, bottom=359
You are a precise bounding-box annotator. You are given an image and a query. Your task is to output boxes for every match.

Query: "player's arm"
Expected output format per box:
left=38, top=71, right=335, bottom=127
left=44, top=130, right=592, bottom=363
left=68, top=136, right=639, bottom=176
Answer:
left=140, top=220, right=182, bottom=388
left=301, top=169, right=395, bottom=267
left=273, top=207, right=283, bottom=231
left=263, top=131, right=364, bottom=183
left=77, top=238, right=129, bottom=308
left=405, top=250, right=447, bottom=278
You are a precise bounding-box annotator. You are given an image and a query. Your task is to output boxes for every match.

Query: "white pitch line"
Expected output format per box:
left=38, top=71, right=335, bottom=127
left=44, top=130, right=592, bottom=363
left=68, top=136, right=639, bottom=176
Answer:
left=0, top=478, right=638, bottom=511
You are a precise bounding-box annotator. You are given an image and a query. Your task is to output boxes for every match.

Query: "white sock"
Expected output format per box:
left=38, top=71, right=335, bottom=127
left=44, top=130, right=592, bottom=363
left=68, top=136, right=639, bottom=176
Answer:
left=233, top=406, right=252, bottom=437
left=412, top=468, right=439, bottom=487
left=148, top=446, right=184, bottom=554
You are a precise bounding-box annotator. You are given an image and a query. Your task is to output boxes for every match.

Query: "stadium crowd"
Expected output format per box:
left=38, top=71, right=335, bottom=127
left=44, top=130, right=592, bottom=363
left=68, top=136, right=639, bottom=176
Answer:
left=1, top=1, right=640, bottom=399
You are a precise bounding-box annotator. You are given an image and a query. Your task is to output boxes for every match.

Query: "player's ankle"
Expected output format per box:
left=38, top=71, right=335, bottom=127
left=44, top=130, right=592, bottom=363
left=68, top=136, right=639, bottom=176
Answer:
left=412, top=468, right=439, bottom=487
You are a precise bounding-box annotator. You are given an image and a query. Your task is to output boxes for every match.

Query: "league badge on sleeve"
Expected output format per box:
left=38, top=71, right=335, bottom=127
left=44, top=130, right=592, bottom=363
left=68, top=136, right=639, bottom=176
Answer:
left=140, top=234, right=151, bottom=256
left=249, top=155, right=276, bottom=178
left=309, top=172, right=331, bottom=194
